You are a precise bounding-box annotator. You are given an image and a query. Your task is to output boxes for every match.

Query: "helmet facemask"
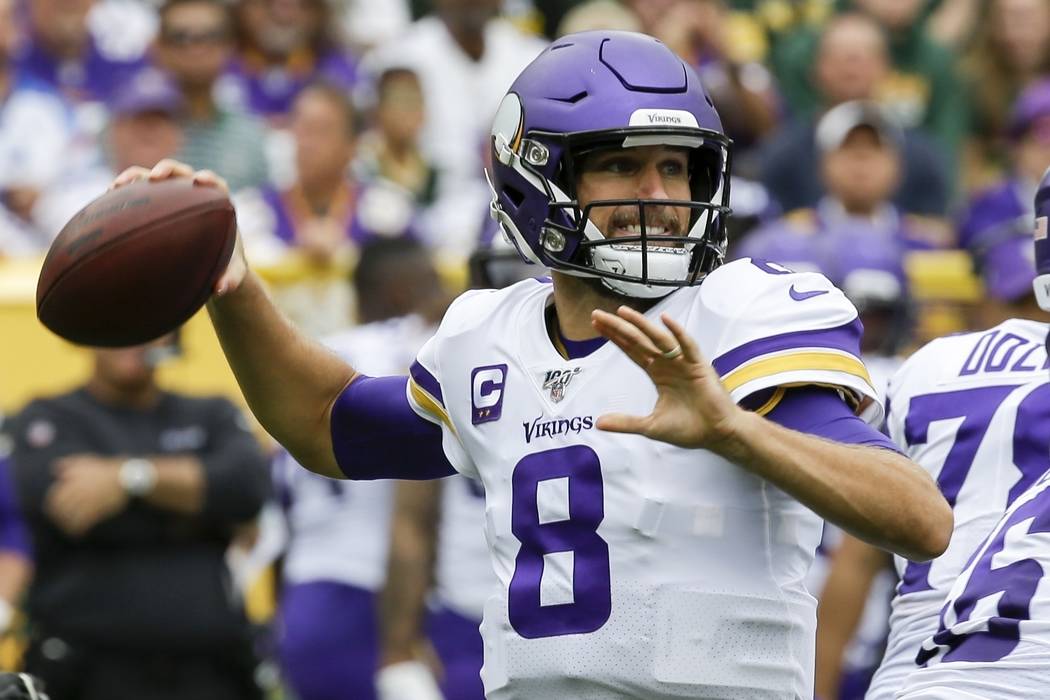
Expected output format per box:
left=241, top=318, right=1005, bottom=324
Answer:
left=490, top=115, right=733, bottom=299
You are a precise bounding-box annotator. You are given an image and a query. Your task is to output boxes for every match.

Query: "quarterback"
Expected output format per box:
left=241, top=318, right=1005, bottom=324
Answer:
left=113, top=32, right=950, bottom=700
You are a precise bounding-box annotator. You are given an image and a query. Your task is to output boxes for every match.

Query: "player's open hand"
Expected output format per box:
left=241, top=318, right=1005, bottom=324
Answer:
left=591, top=306, right=744, bottom=450
left=110, top=159, right=248, bottom=296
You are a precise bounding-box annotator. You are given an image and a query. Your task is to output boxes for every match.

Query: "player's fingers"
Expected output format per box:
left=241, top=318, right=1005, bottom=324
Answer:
left=596, top=412, right=652, bottom=436
left=192, top=169, right=230, bottom=195
left=592, top=311, right=659, bottom=369
left=110, top=166, right=150, bottom=190
left=616, top=306, right=679, bottom=356
left=661, top=314, right=705, bottom=366
left=149, top=159, right=195, bottom=181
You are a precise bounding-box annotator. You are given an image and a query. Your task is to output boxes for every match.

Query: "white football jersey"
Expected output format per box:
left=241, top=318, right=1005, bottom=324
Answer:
left=435, top=475, right=498, bottom=621
left=867, top=318, right=1050, bottom=700
left=278, top=315, right=435, bottom=589
left=406, top=259, right=880, bottom=700
left=896, top=470, right=1050, bottom=700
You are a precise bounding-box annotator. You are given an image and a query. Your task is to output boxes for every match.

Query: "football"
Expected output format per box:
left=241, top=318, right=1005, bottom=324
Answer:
left=36, top=178, right=237, bottom=347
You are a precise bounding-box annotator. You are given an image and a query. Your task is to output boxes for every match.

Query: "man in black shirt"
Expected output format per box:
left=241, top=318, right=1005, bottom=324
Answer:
left=9, top=334, right=270, bottom=700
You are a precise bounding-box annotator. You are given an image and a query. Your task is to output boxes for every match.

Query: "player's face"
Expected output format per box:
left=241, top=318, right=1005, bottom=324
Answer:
left=575, top=145, right=693, bottom=245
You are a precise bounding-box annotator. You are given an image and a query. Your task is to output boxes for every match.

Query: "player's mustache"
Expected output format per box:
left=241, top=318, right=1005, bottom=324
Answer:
left=608, top=209, right=683, bottom=235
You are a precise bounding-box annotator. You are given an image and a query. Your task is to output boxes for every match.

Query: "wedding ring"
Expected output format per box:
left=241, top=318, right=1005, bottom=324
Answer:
left=660, top=345, right=683, bottom=360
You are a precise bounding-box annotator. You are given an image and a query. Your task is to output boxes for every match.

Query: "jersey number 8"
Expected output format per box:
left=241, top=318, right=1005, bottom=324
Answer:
left=508, top=445, right=612, bottom=638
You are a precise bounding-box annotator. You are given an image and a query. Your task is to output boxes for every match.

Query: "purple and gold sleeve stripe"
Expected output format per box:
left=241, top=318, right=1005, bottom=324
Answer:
left=713, top=320, right=874, bottom=394
left=408, top=361, right=451, bottom=430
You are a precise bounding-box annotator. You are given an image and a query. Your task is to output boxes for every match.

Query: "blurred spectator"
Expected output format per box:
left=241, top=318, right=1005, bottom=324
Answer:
left=363, top=0, right=546, bottom=257
left=355, top=67, right=438, bottom=210
left=152, top=0, right=271, bottom=192
left=776, top=0, right=968, bottom=167
left=271, top=238, right=447, bottom=700
left=813, top=101, right=950, bottom=250
left=340, top=0, right=412, bottom=51
left=13, top=0, right=151, bottom=106
left=9, top=334, right=270, bottom=700
left=760, top=14, right=950, bottom=216
left=237, top=83, right=418, bottom=336
left=221, top=0, right=359, bottom=120
left=32, top=69, right=185, bottom=239
left=741, top=102, right=952, bottom=261
left=0, top=0, right=79, bottom=256
left=0, top=448, right=32, bottom=644
left=824, top=224, right=913, bottom=367
left=962, top=0, right=1050, bottom=188
left=642, top=0, right=779, bottom=153
left=556, top=0, right=641, bottom=35
left=959, top=81, right=1050, bottom=328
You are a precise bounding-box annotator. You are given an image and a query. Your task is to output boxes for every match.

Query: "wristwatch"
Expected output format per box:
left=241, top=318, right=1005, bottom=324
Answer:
left=118, top=458, right=157, bottom=497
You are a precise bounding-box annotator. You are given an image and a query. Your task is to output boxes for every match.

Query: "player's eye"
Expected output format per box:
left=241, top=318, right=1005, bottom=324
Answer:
left=597, top=157, right=638, bottom=175
left=660, top=158, right=689, bottom=179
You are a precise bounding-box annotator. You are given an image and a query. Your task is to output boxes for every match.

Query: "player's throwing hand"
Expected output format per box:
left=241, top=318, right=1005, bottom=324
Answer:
left=591, top=305, right=743, bottom=450
left=110, top=159, right=248, bottom=297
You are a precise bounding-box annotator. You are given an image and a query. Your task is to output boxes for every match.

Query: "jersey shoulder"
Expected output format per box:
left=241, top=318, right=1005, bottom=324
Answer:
left=701, top=258, right=859, bottom=350
left=889, top=319, right=1050, bottom=403
left=698, top=259, right=877, bottom=417
left=434, top=278, right=549, bottom=341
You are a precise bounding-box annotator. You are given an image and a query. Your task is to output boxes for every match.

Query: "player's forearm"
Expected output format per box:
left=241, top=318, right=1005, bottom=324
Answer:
left=814, top=535, right=889, bottom=700
left=716, top=411, right=952, bottom=561
left=380, top=481, right=441, bottom=665
left=207, top=270, right=354, bottom=478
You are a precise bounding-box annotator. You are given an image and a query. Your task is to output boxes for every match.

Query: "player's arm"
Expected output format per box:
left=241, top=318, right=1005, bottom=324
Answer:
left=814, top=534, right=892, bottom=700
left=592, top=306, right=952, bottom=562
left=113, top=162, right=450, bottom=481
left=376, top=480, right=444, bottom=700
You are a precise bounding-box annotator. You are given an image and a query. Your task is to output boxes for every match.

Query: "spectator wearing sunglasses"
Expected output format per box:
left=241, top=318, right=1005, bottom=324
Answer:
left=152, top=0, right=272, bottom=193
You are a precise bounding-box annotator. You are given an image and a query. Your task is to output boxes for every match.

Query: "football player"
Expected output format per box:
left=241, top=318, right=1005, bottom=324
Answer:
left=888, top=169, right=1050, bottom=699
left=377, top=232, right=536, bottom=700
left=272, top=238, right=448, bottom=700
left=114, top=31, right=950, bottom=699
left=815, top=176, right=1050, bottom=700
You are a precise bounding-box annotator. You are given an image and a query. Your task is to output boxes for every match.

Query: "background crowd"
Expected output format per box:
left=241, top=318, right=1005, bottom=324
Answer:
left=0, top=0, right=1048, bottom=698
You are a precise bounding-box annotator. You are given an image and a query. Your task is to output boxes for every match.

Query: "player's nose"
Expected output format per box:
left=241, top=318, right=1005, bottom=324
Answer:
left=636, top=163, right=671, bottom=200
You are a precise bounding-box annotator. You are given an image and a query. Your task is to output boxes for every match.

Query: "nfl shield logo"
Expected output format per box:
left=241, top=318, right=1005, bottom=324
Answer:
left=542, top=367, right=582, bottom=404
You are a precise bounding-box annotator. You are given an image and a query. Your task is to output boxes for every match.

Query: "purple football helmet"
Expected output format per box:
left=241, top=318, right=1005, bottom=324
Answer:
left=1033, top=166, right=1050, bottom=311
left=487, top=31, right=732, bottom=298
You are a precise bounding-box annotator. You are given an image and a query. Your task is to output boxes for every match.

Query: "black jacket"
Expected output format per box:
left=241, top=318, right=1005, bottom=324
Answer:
left=10, top=388, right=270, bottom=653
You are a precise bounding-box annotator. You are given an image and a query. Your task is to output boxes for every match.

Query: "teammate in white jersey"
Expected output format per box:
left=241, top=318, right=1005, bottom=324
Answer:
left=273, top=240, right=447, bottom=700
left=812, top=177, right=1050, bottom=700
left=887, top=169, right=1050, bottom=699
left=378, top=235, right=532, bottom=700
left=112, top=30, right=950, bottom=700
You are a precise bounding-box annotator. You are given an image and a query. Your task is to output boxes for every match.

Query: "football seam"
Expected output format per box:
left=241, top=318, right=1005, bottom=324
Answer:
left=38, top=199, right=234, bottom=314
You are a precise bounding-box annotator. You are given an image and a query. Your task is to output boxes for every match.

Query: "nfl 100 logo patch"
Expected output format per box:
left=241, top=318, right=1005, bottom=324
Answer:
left=541, top=367, right=582, bottom=403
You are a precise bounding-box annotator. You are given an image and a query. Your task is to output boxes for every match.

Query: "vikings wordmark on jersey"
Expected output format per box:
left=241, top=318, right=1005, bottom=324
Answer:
left=404, top=259, right=879, bottom=700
